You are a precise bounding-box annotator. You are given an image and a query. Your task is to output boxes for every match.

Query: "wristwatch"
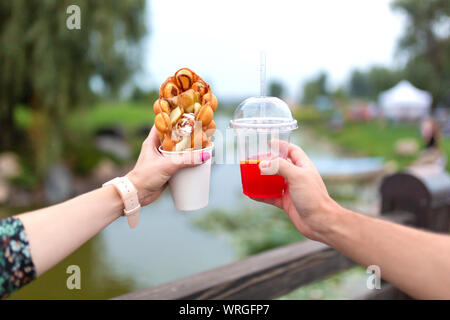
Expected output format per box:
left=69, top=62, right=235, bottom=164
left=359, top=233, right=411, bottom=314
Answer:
left=103, top=176, right=141, bottom=228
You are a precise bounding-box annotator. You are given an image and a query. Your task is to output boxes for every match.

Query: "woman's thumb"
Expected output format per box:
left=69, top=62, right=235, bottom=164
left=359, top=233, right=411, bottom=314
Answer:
left=164, top=150, right=211, bottom=173
left=259, top=158, right=297, bottom=179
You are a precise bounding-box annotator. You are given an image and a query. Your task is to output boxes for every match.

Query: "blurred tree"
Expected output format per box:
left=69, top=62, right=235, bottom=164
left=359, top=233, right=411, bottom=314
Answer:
left=331, top=86, right=348, bottom=101
left=268, top=80, right=285, bottom=98
left=301, top=71, right=328, bottom=104
left=348, top=69, right=371, bottom=98
left=348, top=66, right=404, bottom=100
left=131, top=87, right=159, bottom=103
left=368, top=66, right=404, bottom=99
left=0, top=0, right=146, bottom=170
left=403, top=53, right=448, bottom=105
left=392, top=0, right=450, bottom=107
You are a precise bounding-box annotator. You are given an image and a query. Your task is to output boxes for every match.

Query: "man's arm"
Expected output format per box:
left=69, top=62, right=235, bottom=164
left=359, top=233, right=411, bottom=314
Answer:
left=325, top=207, right=450, bottom=299
left=256, top=140, right=450, bottom=299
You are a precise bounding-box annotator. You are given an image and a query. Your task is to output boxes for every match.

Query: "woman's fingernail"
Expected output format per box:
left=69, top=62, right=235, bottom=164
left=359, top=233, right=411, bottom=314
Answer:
left=259, top=160, right=270, bottom=168
left=201, top=152, right=210, bottom=162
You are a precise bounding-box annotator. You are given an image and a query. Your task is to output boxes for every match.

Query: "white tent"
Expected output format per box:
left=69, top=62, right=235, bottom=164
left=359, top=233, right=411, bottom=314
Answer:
left=379, top=80, right=432, bottom=120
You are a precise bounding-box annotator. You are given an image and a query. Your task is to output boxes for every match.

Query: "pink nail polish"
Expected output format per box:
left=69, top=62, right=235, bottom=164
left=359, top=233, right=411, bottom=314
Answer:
left=260, top=160, right=270, bottom=168
left=201, top=152, right=210, bottom=162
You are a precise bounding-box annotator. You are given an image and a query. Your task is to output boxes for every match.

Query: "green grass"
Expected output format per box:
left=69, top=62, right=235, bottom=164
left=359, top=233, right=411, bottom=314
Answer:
left=293, top=105, right=329, bottom=124
left=12, top=101, right=155, bottom=180
left=321, top=121, right=449, bottom=170
left=318, top=121, right=422, bottom=169
left=65, top=101, right=156, bottom=174
left=14, top=101, right=155, bottom=134
left=294, top=107, right=449, bottom=170
left=279, top=266, right=368, bottom=300
left=68, top=101, right=155, bottom=134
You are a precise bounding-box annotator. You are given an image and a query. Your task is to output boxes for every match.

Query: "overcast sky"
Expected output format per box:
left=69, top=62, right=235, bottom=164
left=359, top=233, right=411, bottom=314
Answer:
left=140, top=0, right=406, bottom=101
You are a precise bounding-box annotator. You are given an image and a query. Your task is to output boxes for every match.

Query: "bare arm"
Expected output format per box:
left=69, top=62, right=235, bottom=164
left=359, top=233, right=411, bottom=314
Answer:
left=256, top=140, right=450, bottom=299
left=17, top=186, right=122, bottom=276
left=16, top=126, right=209, bottom=277
left=325, top=207, right=450, bottom=299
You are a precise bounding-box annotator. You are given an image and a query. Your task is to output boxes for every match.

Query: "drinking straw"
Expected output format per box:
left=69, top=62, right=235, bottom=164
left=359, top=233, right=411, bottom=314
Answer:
left=260, top=50, right=266, bottom=97
left=260, top=50, right=267, bottom=118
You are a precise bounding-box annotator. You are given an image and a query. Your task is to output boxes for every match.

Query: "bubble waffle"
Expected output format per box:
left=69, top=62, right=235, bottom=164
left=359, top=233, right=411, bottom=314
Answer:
left=154, top=68, right=218, bottom=151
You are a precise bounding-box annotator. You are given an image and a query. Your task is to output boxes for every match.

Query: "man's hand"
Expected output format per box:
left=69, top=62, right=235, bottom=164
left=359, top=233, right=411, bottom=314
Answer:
left=252, top=140, right=341, bottom=242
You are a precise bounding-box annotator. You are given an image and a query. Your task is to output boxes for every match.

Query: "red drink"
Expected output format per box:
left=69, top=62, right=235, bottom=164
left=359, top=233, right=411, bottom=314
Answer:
left=240, top=160, right=285, bottom=198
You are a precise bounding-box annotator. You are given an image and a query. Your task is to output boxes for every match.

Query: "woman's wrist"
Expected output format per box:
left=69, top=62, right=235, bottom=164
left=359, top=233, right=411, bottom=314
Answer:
left=125, top=170, right=148, bottom=205
left=99, top=185, right=126, bottom=220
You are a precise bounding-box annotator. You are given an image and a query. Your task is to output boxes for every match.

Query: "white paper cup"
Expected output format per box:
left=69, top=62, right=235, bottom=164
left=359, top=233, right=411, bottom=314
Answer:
left=159, top=144, right=213, bottom=211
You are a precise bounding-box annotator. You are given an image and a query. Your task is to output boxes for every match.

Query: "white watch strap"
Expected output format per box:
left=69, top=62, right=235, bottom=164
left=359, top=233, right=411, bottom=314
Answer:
left=103, top=177, right=141, bottom=228
left=126, top=212, right=140, bottom=229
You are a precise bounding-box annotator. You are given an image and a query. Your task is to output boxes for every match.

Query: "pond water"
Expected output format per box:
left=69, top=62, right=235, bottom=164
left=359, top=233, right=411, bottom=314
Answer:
left=8, top=115, right=381, bottom=300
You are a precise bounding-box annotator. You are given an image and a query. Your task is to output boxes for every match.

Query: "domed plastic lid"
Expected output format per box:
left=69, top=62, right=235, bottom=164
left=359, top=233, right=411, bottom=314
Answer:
left=230, top=96, right=298, bottom=132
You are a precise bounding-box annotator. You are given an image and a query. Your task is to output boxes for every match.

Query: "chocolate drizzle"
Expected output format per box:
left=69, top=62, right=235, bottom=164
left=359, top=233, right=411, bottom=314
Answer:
left=178, top=75, right=192, bottom=91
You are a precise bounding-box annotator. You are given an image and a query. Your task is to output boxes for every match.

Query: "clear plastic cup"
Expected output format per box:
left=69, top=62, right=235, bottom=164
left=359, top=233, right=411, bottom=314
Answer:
left=159, top=144, right=213, bottom=211
left=230, top=97, right=298, bottom=198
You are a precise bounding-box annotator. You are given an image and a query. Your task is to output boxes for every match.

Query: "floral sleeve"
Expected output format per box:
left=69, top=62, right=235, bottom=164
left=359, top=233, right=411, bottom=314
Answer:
left=0, top=217, right=36, bottom=299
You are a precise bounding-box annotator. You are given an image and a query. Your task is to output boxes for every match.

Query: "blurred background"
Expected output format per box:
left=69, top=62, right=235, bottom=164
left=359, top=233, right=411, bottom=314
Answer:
left=0, top=0, right=449, bottom=299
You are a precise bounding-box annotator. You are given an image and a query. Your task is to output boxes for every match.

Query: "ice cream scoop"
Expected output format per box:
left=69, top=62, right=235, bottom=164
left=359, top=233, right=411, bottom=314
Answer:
left=172, top=113, right=195, bottom=140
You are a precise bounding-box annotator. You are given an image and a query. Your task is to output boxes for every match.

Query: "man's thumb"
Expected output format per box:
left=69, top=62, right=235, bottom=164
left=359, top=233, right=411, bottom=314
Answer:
left=259, top=158, right=296, bottom=179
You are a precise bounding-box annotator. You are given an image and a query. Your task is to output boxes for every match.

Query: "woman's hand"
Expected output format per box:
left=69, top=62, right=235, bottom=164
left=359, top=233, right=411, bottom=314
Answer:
left=126, top=125, right=210, bottom=206
left=253, top=140, right=341, bottom=242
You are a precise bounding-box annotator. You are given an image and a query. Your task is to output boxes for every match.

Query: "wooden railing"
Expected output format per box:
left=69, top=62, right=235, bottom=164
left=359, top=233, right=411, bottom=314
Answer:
left=114, top=165, right=450, bottom=300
